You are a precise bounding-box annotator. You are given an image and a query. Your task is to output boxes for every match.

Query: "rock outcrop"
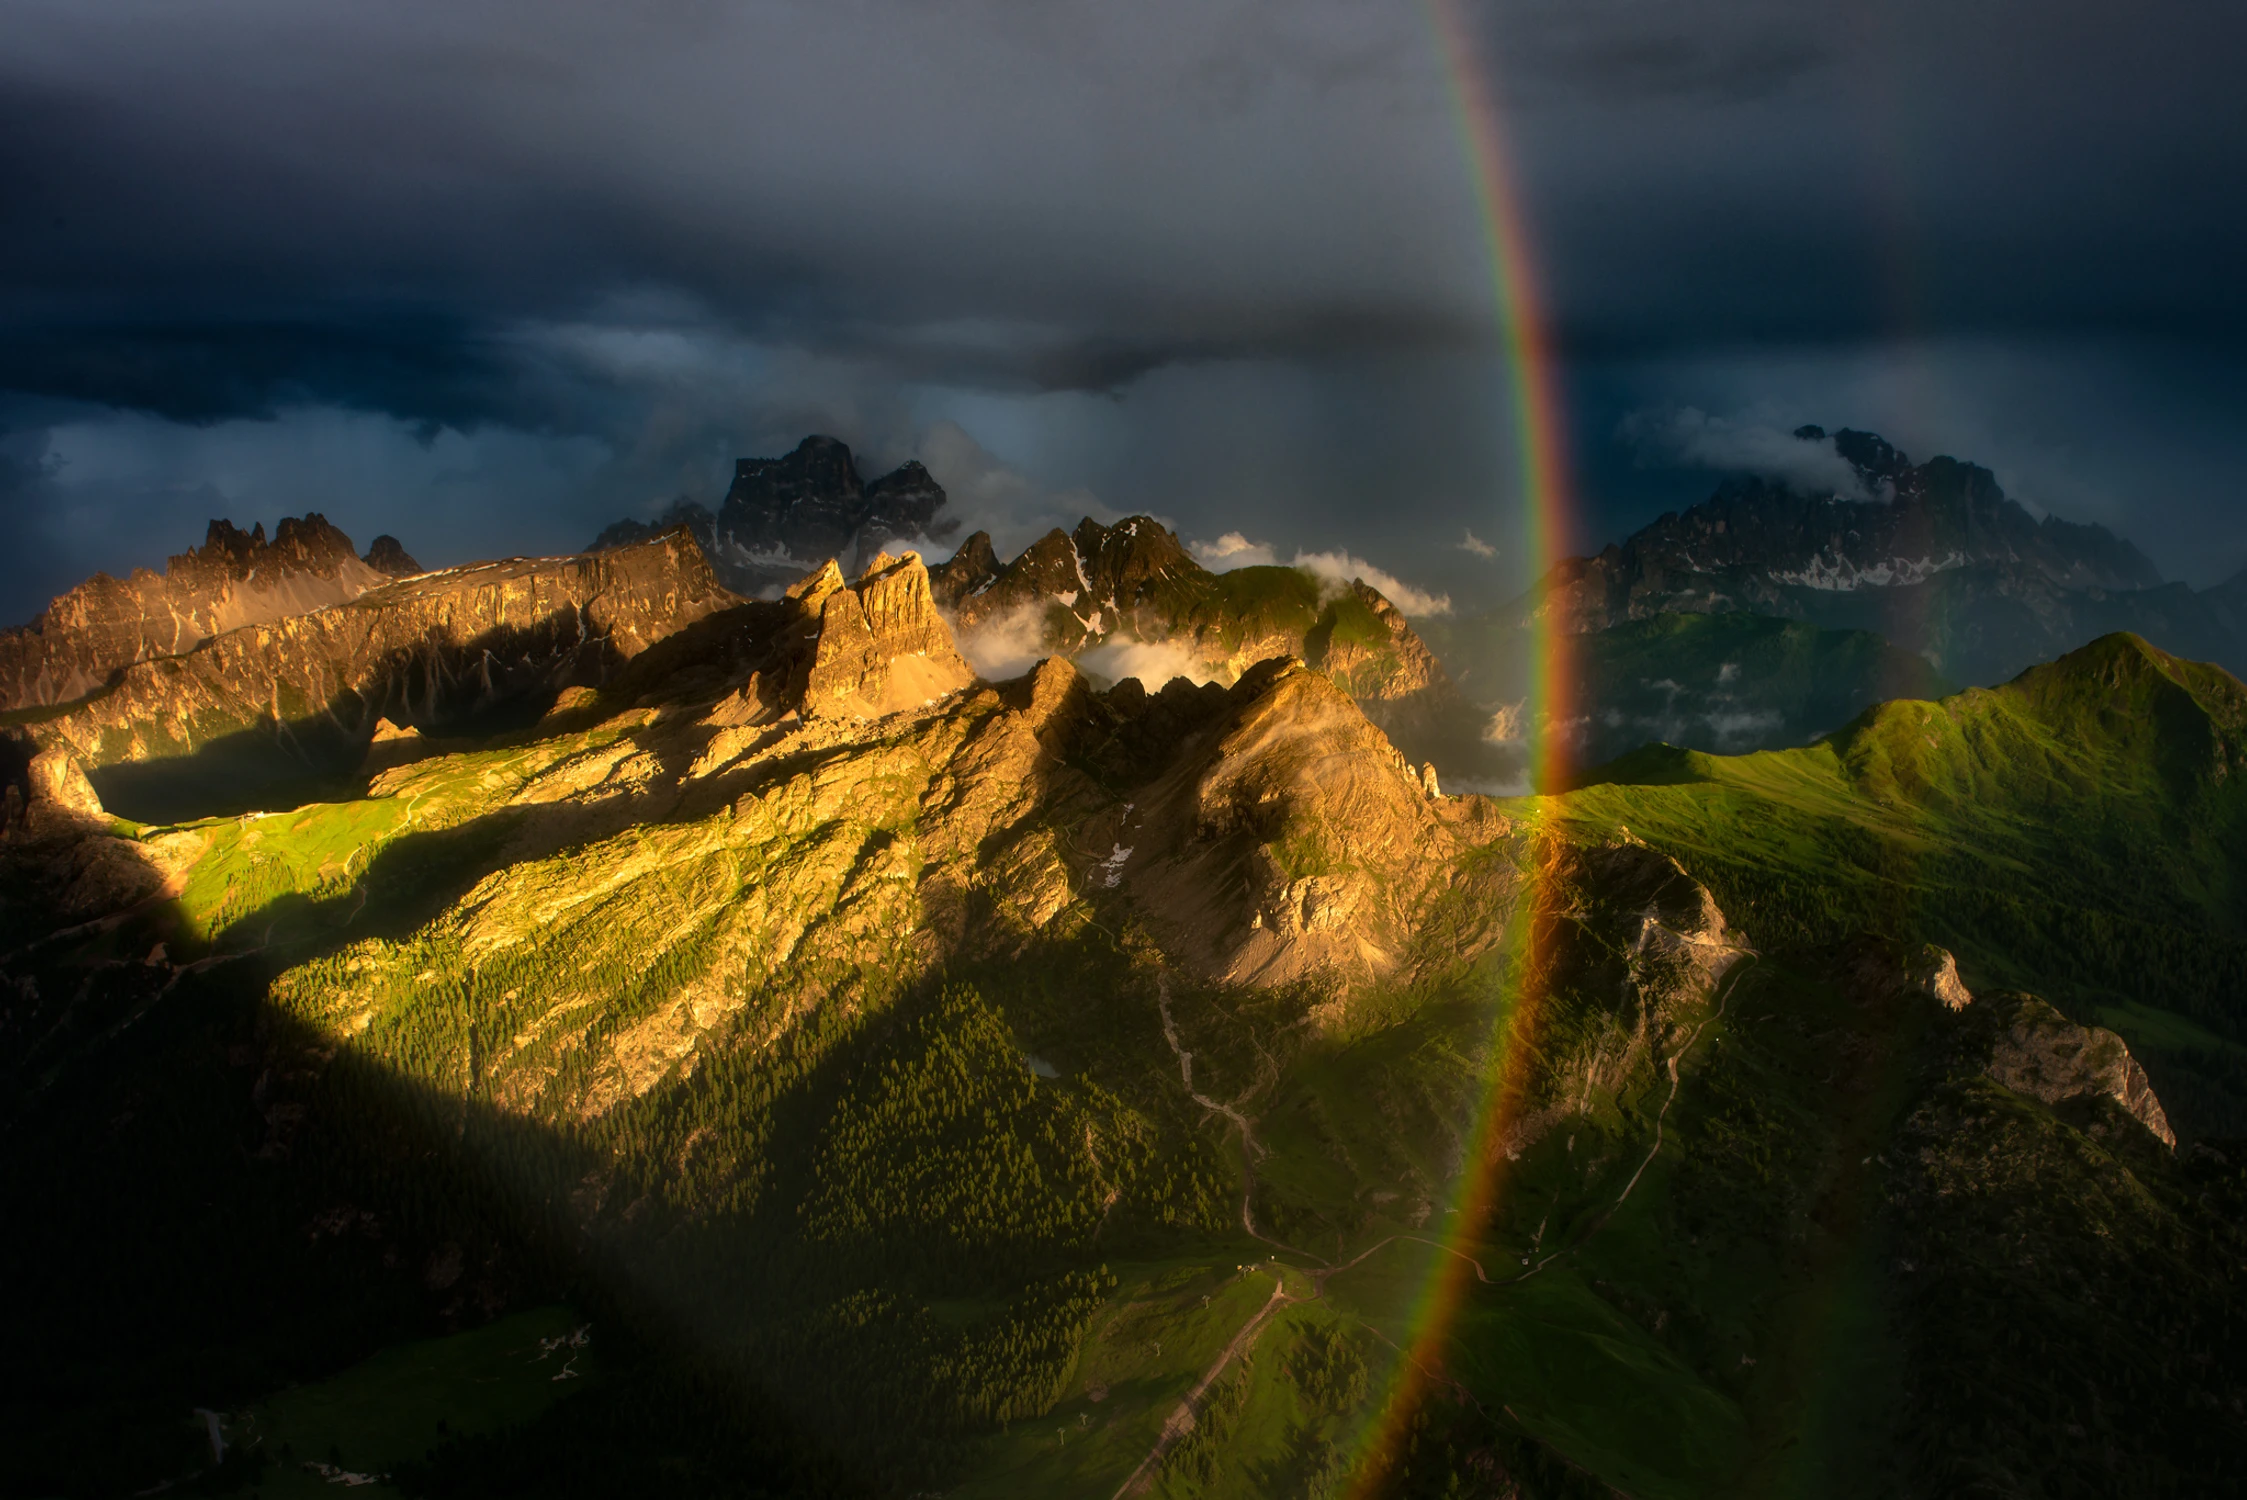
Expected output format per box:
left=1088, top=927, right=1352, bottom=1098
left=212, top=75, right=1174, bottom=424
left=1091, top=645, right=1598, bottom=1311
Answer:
left=1907, top=945, right=1974, bottom=1010
left=0, top=515, right=403, bottom=710
left=797, top=553, right=976, bottom=721
left=1974, top=992, right=2176, bottom=1147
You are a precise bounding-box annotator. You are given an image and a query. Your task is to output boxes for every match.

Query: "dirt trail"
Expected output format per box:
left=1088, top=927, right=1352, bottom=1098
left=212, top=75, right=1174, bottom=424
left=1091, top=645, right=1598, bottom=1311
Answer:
left=1153, top=973, right=1315, bottom=1260
left=1112, top=957, right=1760, bottom=1493
left=1109, top=1276, right=1294, bottom=1500
left=1609, top=954, right=1755, bottom=1213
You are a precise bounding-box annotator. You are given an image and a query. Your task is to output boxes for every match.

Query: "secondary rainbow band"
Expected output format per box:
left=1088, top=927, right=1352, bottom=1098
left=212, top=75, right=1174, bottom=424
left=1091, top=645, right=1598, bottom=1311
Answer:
left=1343, top=2, right=1578, bottom=1488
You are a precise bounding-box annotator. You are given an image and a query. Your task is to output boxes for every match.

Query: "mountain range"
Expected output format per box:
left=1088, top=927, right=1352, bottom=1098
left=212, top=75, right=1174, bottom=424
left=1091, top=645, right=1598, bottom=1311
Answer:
left=5, top=433, right=2245, bottom=1497
left=1504, top=425, right=2247, bottom=687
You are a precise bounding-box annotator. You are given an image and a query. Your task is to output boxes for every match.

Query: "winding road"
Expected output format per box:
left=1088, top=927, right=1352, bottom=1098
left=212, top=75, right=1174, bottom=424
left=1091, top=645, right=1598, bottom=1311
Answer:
left=1113, top=954, right=1759, bottom=1492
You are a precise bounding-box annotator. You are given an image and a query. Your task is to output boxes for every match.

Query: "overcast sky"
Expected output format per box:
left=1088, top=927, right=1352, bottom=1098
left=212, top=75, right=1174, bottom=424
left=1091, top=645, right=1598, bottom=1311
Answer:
left=3, top=0, right=2243, bottom=623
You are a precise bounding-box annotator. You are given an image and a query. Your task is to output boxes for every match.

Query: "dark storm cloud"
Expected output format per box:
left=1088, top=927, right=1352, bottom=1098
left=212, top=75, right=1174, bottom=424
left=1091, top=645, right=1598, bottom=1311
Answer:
left=9, top=0, right=2233, bottom=408
left=0, top=0, right=2241, bottom=620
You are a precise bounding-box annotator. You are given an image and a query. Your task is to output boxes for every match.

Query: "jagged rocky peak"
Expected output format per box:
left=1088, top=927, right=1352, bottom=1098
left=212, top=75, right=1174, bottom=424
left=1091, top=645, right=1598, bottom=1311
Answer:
left=681, top=549, right=977, bottom=737
left=931, top=514, right=1471, bottom=768
left=1508, top=422, right=2208, bottom=685
left=0, top=512, right=408, bottom=711
left=1308, top=581, right=1448, bottom=704
left=799, top=551, right=975, bottom=722
left=590, top=435, right=958, bottom=597
left=1, top=743, right=107, bottom=840
left=1111, top=656, right=1503, bottom=990
left=1531, top=424, right=2163, bottom=635
left=938, top=514, right=1200, bottom=628
left=361, top=534, right=422, bottom=577
left=931, top=530, right=1002, bottom=603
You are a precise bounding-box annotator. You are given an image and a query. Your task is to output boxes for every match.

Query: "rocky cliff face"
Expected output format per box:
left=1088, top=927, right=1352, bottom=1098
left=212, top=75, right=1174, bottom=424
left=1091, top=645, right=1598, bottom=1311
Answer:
left=590, top=436, right=958, bottom=596
left=794, top=553, right=976, bottom=721
left=27, top=529, right=738, bottom=784
left=936, top=516, right=1205, bottom=640
left=1972, top=991, right=2176, bottom=1146
left=1512, top=427, right=2244, bottom=683
left=0, top=514, right=404, bottom=710
left=1101, top=656, right=1508, bottom=990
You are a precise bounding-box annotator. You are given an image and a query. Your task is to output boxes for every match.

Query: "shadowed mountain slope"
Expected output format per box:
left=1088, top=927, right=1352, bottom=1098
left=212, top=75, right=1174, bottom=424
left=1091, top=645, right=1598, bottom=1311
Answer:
left=5, top=521, right=2245, bottom=1497
left=1556, top=632, right=2247, bottom=1135
left=1424, top=609, right=1958, bottom=770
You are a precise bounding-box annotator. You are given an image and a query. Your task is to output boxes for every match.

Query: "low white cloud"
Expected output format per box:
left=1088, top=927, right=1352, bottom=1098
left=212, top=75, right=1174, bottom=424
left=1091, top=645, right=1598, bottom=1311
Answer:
left=1191, top=531, right=1452, bottom=616
left=1621, top=407, right=1875, bottom=499
left=949, top=601, right=1050, bottom=680
left=1703, top=708, right=1784, bottom=747
left=1290, top=550, right=1452, bottom=616
left=1076, top=635, right=1221, bottom=689
left=1457, top=528, right=1497, bottom=558
left=1482, top=701, right=1527, bottom=745
left=1189, top=531, right=1281, bottom=569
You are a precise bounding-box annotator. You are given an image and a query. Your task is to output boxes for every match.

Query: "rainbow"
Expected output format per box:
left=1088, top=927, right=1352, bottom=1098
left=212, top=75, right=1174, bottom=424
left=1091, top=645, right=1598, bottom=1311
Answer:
left=1341, top=1, right=1581, bottom=1487
left=1422, top=0, right=1579, bottom=793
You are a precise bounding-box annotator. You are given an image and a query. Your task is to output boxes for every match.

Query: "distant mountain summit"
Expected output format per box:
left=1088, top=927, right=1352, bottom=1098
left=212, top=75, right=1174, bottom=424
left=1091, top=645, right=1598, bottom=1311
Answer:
left=1517, top=426, right=2241, bottom=683
left=930, top=515, right=1473, bottom=771
left=0, top=514, right=415, bottom=710
left=590, top=435, right=957, bottom=596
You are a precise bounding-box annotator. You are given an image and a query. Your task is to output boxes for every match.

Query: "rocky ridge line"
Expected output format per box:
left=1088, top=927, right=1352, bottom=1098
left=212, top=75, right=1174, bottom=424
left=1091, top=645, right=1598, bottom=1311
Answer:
left=1509, top=426, right=2245, bottom=683
left=932, top=515, right=1469, bottom=764
left=25, top=529, right=737, bottom=774
left=0, top=515, right=419, bottom=711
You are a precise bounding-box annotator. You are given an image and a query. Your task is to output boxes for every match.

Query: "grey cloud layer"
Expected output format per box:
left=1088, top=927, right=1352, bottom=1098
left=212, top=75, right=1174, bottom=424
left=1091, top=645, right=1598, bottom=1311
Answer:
left=0, top=0, right=2242, bottom=620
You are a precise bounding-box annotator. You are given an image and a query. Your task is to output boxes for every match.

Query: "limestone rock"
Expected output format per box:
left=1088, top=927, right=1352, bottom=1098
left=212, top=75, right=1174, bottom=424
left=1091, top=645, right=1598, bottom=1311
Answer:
left=30, top=529, right=737, bottom=774
left=1908, top=945, right=1974, bottom=1010
left=0, top=514, right=400, bottom=710
left=360, top=716, right=429, bottom=775
left=799, top=553, right=974, bottom=721
left=1979, top=994, right=2176, bottom=1147
left=4, top=746, right=109, bottom=840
